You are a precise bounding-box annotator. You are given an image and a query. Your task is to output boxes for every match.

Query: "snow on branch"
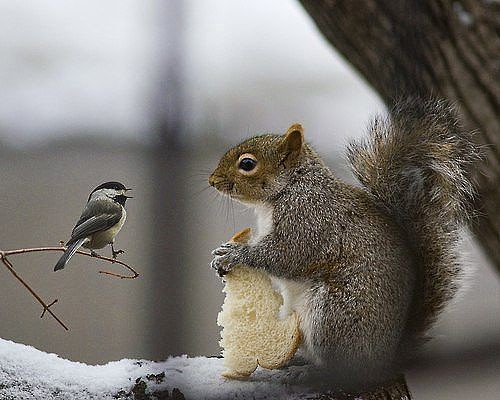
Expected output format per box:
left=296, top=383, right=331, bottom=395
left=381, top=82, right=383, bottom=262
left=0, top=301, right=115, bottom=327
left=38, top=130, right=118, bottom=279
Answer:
left=0, top=339, right=411, bottom=400
left=0, top=338, right=312, bottom=399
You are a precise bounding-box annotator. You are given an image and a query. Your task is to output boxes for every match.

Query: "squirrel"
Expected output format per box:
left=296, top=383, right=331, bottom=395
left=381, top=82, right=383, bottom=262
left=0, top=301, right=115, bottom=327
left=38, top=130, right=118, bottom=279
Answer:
left=208, top=98, right=478, bottom=388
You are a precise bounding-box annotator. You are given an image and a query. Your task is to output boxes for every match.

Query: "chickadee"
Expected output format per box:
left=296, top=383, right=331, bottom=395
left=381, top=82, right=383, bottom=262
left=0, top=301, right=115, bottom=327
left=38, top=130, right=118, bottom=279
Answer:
left=54, top=181, right=132, bottom=271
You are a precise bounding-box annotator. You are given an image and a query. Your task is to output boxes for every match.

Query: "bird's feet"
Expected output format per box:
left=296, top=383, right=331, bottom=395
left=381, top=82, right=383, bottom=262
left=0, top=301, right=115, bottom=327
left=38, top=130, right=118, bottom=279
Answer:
left=90, top=250, right=100, bottom=258
left=112, top=249, right=125, bottom=259
left=111, top=244, right=125, bottom=259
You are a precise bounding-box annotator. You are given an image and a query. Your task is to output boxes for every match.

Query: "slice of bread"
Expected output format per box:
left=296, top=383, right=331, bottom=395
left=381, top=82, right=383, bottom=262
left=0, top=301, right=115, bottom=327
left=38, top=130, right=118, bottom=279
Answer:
left=217, top=228, right=301, bottom=379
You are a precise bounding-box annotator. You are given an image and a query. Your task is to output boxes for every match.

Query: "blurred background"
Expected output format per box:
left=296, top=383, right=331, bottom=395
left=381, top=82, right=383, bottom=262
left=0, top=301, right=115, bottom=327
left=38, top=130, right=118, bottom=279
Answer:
left=0, top=1, right=497, bottom=398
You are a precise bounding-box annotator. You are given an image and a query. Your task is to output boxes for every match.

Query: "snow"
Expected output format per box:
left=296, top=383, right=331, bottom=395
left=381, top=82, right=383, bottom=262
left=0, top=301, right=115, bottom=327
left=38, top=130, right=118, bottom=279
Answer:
left=0, top=338, right=316, bottom=399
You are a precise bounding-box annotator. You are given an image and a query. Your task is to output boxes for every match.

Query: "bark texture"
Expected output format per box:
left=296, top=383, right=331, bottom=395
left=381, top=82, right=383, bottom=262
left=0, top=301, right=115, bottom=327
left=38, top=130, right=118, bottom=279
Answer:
left=146, top=375, right=411, bottom=400
left=310, top=375, right=411, bottom=400
left=299, top=0, right=500, bottom=269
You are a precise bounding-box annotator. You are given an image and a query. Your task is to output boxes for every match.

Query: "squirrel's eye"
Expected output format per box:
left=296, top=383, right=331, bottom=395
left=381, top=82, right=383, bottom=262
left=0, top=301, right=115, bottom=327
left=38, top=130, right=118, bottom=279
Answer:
left=237, top=153, right=258, bottom=175
left=239, top=158, right=256, bottom=171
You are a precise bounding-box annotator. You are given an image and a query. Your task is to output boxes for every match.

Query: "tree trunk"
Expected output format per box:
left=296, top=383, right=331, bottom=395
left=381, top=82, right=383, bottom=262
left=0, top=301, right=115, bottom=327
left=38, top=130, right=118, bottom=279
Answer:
left=299, top=0, right=500, bottom=269
left=309, top=375, right=411, bottom=400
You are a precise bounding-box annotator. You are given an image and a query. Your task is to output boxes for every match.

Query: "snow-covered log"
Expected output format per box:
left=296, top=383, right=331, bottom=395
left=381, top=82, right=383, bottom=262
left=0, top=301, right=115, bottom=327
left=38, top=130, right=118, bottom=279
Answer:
left=0, top=338, right=410, bottom=399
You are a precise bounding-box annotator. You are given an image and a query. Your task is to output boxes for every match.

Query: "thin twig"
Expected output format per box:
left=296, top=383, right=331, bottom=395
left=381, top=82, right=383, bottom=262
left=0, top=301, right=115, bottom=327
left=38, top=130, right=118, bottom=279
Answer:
left=3, top=246, right=139, bottom=279
left=0, top=251, right=69, bottom=331
left=40, top=299, right=58, bottom=319
left=0, top=245, right=140, bottom=331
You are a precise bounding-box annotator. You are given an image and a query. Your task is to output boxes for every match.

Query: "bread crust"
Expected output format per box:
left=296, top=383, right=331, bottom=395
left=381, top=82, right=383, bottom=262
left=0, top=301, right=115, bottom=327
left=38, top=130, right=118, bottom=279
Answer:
left=218, top=229, right=301, bottom=379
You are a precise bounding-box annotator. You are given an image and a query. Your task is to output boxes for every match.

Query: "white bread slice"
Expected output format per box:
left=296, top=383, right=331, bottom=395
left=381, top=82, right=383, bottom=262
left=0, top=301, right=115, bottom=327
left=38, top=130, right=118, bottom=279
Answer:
left=217, top=228, right=301, bottom=379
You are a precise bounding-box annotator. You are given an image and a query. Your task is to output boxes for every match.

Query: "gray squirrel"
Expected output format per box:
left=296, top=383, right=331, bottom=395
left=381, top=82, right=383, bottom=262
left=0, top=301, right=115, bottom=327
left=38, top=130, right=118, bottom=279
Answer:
left=209, top=98, right=478, bottom=387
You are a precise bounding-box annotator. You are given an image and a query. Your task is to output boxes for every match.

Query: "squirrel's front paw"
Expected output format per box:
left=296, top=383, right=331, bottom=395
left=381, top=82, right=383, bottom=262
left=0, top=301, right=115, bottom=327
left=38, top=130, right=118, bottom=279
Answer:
left=210, top=242, right=247, bottom=277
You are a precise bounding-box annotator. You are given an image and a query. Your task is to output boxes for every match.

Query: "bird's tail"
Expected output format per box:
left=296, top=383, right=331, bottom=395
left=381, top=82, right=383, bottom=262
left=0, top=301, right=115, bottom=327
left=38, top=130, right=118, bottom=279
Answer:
left=54, top=238, right=86, bottom=271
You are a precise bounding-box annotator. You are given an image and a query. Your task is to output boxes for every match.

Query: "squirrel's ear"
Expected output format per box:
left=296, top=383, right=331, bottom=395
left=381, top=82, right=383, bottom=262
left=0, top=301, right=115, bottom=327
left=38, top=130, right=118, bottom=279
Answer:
left=279, top=124, right=304, bottom=157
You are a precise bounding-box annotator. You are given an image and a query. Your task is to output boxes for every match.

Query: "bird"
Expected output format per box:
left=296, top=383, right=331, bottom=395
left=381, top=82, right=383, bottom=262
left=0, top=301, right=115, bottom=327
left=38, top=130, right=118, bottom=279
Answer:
left=54, top=181, right=132, bottom=271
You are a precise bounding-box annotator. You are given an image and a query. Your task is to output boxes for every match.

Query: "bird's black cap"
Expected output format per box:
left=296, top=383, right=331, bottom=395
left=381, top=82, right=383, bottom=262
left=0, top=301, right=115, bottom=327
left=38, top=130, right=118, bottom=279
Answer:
left=88, top=181, right=131, bottom=200
left=92, top=181, right=128, bottom=192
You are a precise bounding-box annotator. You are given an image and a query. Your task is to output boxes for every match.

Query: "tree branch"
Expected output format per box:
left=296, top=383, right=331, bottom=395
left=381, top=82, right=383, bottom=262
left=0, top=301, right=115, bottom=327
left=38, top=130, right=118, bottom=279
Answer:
left=0, top=245, right=139, bottom=331
left=0, top=338, right=412, bottom=400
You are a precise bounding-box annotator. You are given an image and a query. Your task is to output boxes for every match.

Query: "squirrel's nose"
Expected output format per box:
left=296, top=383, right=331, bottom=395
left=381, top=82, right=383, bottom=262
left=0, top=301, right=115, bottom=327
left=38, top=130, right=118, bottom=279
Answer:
left=208, top=174, right=216, bottom=187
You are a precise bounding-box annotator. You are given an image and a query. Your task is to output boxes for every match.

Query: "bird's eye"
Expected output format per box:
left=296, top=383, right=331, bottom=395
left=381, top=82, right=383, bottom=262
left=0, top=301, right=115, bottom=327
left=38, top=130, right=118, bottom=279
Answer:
left=237, top=153, right=258, bottom=175
left=239, top=158, right=256, bottom=171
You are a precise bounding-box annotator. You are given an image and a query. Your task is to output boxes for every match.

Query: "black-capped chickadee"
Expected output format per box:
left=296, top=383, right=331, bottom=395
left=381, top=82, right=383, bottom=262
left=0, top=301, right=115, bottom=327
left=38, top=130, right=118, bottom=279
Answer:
left=54, top=181, right=132, bottom=271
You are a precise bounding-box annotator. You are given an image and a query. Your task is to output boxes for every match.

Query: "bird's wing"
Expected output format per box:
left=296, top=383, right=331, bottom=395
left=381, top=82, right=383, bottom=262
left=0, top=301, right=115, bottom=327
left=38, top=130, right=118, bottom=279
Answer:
left=68, top=200, right=122, bottom=243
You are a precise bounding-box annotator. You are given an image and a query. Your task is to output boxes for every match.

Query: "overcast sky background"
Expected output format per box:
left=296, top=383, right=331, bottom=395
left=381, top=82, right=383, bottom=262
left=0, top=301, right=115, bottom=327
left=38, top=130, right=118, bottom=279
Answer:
left=0, top=0, right=383, bottom=153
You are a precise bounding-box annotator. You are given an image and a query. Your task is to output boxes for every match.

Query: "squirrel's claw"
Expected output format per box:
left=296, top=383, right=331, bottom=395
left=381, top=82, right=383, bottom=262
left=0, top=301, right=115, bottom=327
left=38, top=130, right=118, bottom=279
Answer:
left=210, top=256, right=230, bottom=277
left=217, top=266, right=228, bottom=277
left=210, top=242, right=246, bottom=277
left=211, top=242, right=239, bottom=256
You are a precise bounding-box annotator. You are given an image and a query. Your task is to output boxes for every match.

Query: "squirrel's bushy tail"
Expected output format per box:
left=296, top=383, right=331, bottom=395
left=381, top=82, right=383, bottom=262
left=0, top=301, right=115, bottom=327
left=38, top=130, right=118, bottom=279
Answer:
left=347, top=98, right=479, bottom=349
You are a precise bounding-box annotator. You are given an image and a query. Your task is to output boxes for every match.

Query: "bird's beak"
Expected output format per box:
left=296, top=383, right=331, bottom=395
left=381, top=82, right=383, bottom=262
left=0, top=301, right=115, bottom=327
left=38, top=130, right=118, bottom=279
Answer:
left=124, top=188, right=133, bottom=198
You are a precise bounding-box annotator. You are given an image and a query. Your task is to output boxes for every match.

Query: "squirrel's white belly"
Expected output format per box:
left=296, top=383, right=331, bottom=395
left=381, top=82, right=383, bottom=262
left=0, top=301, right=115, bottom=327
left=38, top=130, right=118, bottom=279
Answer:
left=271, top=277, right=311, bottom=318
left=253, top=203, right=311, bottom=318
left=271, top=277, right=315, bottom=360
left=253, top=203, right=315, bottom=360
